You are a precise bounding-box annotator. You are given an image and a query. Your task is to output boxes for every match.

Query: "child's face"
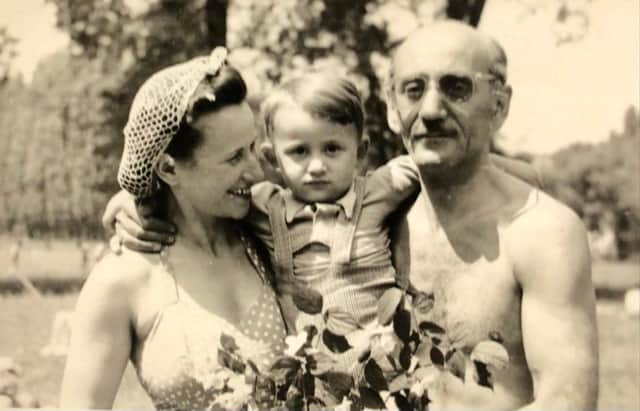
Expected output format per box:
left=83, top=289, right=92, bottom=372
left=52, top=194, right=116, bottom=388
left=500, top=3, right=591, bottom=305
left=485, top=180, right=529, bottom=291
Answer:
left=270, top=104, right=361, bottom=203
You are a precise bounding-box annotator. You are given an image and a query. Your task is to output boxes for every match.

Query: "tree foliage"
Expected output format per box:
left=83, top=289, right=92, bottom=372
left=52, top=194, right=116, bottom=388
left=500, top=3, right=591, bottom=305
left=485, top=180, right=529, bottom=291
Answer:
left=1, top=0, right=599, bottom=239
left=541, top=106, right=640, bottom=257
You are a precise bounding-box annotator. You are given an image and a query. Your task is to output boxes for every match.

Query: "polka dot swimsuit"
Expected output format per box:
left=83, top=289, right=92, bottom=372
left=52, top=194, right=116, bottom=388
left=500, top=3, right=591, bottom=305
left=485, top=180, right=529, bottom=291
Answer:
left=132, top=234, right=286, bottom=410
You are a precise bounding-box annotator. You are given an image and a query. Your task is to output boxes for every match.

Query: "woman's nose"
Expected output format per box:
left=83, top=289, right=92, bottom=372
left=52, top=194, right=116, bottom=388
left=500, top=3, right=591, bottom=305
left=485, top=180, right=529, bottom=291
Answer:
left=244, top=151, right=264, bottom=182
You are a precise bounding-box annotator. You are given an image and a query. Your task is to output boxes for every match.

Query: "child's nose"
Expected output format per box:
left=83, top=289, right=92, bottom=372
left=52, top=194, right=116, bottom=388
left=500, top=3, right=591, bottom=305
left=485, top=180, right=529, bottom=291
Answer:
left=307, top=157, right=327, bottom=175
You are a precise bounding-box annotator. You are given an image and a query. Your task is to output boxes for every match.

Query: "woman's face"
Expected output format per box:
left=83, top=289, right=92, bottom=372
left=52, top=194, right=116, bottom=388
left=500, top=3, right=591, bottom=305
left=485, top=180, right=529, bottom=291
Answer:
left=174, top=102, right=262, bottom=220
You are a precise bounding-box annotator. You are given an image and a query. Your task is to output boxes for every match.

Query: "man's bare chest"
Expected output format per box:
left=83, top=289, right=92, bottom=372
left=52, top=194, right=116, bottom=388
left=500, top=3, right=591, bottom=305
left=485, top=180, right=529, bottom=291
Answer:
left=405, top=224, right=522, bottom=354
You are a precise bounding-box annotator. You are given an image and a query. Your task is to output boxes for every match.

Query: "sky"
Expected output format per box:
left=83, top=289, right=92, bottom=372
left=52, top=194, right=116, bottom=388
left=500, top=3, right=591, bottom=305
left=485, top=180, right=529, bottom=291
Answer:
left=0, top=0, right=638, bottom=155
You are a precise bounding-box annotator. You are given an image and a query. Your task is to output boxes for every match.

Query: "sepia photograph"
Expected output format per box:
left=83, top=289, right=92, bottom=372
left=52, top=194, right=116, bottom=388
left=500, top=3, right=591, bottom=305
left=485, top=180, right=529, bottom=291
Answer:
left=0, top=0, right=638, bottom=409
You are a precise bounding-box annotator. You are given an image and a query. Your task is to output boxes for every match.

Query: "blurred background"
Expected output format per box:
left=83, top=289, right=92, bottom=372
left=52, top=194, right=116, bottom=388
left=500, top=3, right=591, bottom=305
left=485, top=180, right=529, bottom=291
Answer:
left=0, top=0, right=638, bottom=409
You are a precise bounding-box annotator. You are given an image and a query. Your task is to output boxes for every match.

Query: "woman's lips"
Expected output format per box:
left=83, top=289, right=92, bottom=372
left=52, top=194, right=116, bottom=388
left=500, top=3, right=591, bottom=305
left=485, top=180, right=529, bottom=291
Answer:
left=228, top=188, right=251, bottom=198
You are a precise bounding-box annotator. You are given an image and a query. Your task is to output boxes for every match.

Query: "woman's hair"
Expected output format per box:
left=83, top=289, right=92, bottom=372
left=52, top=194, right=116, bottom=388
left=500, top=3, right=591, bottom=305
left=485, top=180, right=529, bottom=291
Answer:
left=261, top=70, right=365, bottom=141
left=165, top=65, right=247, bottom=161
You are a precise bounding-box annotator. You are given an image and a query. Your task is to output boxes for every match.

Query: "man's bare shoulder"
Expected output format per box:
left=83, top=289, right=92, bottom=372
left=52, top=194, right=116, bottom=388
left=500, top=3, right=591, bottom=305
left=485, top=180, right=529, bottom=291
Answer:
left=503, top=186, right=591, bottom=287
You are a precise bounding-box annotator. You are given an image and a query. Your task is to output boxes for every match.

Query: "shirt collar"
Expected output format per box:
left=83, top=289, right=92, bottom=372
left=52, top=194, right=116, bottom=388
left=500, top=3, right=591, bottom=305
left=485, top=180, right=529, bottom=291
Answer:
left=282, top=182, right=357, bottom=224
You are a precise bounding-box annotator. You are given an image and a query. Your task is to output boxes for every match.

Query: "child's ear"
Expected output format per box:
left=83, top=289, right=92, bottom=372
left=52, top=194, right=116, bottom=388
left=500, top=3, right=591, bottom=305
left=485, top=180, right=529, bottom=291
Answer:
left=357, top=138, right=369, bottom=161
left=259, top=140, right=279, bottom=171
left=155, top=153, right=178, bottom=187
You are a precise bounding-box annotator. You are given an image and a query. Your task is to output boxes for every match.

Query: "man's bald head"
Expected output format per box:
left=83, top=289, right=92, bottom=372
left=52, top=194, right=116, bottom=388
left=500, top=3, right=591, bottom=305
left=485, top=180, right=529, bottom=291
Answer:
left=391, top=21, right=507, bottom=85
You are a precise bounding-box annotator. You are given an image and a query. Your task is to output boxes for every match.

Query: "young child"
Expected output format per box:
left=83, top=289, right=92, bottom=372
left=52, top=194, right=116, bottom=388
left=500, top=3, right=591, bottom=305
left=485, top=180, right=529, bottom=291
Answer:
left=245, top=71, right=420, bottom=331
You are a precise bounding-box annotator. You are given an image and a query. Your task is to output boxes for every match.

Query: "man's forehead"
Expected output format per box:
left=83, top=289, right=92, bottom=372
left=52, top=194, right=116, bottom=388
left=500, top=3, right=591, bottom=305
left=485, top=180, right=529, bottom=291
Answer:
left=392, top=23, right=492, bottom=78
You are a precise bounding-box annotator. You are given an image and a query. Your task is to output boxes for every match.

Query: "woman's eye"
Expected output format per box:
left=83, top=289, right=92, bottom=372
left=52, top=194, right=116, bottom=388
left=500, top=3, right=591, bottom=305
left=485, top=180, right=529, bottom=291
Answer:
left=227, top=149, right=244, bottom=164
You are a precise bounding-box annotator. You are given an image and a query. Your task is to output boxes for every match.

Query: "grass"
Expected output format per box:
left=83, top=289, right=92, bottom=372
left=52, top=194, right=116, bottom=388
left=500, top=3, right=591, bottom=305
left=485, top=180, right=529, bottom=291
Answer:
left=0, top=293, right=151, bottom=409
left=0, top=293, right=638, bottom=410
left=1, top=239, right=638, bottom=409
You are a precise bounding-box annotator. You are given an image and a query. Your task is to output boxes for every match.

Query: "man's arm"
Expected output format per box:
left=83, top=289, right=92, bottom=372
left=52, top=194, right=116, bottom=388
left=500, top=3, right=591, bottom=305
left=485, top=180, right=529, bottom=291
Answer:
left=510, top=202, right=598, bottom=410
left=101, top=190, right=175, bottom=252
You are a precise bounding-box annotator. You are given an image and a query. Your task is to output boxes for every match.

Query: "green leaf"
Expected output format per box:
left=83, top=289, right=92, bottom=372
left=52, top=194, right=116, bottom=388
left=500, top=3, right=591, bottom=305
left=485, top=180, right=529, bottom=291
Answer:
left=364, top=359, right=388, bottom=391
left=309, top=349, right=337, bottom=375
left=412, top=291, right=435, bottom=314
left=358, top=386, right=386, bottom=409
left=217, top=349, right=245, bottom=373
left=470, top=340, right=509, bottom=370
left=419, top=321, right=445, bottom=335
left=392, top=392, right=412, bottom=411
left=430, top=347, right=445, bottom=367
left=446, top=349, right=466, bottom=382
left=322, top=329, right=352, bottom=353
left=393, top=309, right=412, bottom=342
left=292, top=284, right=324, bottom=314
left=472, top=360, right=493, bottom=390
left=388, top=373, right=410, bottom=393
left=325, top=307, right=360, bottom=335
left=319, top=371, right=353, bottom=399
left=489, top=330, right=504, bottom=343
left=302, top=372, right=315, bottom=398
left=220, top=332, right=239, bottom=353
left=399, top=344, right=412, bottom=371
left=270, top=356, right=302, bottom=385
left=377, top=287, right=403, bottom=325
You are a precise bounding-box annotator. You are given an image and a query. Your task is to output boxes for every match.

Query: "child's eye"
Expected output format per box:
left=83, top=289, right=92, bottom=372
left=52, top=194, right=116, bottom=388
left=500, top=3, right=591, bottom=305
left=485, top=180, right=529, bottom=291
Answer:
left=325, top=143, right=342, bottom=155
left=287, top=146, right=308, bottom=157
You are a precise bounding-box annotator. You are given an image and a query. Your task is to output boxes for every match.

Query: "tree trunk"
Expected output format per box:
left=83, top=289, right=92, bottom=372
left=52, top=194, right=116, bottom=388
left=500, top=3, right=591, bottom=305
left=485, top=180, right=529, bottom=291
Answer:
left=205, top=0, right=229, bottom=46
left=446, top=0, right=486, bottom=27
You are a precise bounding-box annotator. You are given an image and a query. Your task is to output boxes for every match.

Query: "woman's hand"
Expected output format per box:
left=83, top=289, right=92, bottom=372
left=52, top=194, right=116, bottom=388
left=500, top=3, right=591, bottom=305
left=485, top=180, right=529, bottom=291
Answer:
left=102, top=190, right=175, bottom=253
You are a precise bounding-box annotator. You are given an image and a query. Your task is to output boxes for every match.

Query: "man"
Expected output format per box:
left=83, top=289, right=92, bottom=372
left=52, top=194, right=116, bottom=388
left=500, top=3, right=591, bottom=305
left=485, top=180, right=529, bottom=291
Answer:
left=387, top=21, right=598, bottom=410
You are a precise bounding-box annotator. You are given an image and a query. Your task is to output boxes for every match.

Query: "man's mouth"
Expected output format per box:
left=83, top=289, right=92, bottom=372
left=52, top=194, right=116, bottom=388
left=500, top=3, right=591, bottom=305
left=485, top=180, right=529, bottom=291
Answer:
left=228, top=187, right=251, bottom=198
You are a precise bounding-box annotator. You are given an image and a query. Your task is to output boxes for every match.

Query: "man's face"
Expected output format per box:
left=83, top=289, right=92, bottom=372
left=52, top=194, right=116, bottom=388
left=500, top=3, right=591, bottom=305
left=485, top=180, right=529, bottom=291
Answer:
left=389, top=31, right=498, bottom=176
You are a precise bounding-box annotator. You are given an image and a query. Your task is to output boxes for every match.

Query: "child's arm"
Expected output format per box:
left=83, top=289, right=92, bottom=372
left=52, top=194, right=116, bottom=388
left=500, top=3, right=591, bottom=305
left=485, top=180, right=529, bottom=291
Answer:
left=364, top=154, right=421, bottom=214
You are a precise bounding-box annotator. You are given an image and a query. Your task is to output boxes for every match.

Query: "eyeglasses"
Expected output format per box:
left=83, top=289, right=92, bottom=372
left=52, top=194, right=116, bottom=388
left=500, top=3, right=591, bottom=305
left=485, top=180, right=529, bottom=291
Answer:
left=395, top=72, right=500, bottom=104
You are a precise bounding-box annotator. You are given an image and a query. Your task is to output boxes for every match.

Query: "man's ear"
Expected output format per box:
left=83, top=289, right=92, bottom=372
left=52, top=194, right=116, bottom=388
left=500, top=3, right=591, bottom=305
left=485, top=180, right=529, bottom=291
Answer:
left=155, top=153, right=178, bottom=187
left=491, top=85, right=512, bottom=131
left=259, top=140, right=279, bottom=171
left=357, top=137, right=369, bottom=161
left=384, top=84, right=403, bottom=135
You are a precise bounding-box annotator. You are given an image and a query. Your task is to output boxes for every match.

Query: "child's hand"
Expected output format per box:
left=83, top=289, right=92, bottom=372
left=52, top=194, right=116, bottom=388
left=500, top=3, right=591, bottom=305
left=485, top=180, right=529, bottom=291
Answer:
left=102, top=190, right=175, bottom=253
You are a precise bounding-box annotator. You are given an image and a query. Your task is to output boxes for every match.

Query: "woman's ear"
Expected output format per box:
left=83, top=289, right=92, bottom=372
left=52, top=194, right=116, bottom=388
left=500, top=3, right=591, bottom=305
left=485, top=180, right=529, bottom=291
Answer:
left=259, top=140, right=280, bottom=171
left=155, top=153, right=178, bottom=187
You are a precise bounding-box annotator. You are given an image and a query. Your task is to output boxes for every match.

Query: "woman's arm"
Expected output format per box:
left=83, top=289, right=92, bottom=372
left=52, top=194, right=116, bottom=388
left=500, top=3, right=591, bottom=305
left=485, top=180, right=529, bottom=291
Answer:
left=60, top=255, right=137, bottom=408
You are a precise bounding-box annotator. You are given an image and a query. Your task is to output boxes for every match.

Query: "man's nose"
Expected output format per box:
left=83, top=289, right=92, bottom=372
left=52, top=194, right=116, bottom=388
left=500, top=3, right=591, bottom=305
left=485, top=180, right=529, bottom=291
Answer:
left=307, top=156, right=327, bottom=175
left=418, top=86, right=446, bottom=120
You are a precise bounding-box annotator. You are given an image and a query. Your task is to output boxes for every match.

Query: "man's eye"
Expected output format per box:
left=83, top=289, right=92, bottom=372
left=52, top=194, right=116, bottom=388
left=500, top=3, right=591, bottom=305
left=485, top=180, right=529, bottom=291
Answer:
left=403, top=81, right=425, bottom=100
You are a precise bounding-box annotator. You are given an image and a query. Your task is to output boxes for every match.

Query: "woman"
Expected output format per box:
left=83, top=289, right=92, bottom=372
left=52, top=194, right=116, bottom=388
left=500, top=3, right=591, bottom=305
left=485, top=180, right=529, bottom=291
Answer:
left=60, top=48, right=287, bottom=410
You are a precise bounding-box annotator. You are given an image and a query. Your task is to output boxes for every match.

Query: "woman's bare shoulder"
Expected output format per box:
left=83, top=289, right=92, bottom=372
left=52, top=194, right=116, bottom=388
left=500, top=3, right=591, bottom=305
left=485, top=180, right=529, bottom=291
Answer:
left=78, top=249, right=160, bottom=308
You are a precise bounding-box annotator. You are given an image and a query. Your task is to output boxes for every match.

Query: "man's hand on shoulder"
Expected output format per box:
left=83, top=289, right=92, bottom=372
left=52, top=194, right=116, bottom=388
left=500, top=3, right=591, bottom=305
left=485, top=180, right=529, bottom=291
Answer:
left=102, top=190, right=175, bottom=253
